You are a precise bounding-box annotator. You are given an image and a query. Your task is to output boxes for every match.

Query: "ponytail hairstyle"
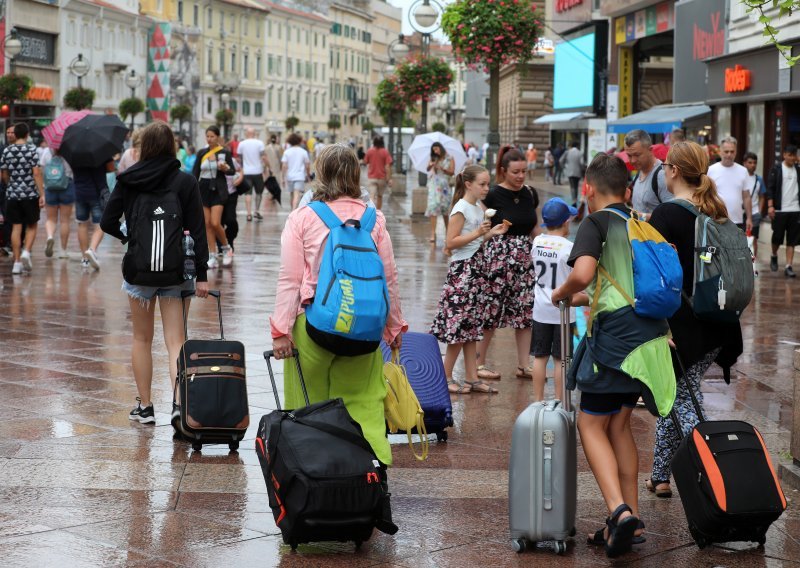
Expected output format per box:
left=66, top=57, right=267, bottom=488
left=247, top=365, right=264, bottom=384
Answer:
left=666, top=141, right=729, bottom=221
left=496, top=144, right=526, bottom=184
left=450, top=164, right=489, bottom=212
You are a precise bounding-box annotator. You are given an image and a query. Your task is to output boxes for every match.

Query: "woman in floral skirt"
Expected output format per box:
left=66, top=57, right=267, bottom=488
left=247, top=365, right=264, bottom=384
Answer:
left=425, top=142, right=455, bottom=242
left=476, top=145, right=541, bottom=381
left=431, top=165, right=508, bottom=393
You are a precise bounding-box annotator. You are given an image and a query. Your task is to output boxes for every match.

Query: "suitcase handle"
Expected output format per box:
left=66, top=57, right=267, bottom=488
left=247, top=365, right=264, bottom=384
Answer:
left=181, top=289, right=224, bottom=340
left=669, top=346, right=705, bottom=440
left=558, top=300, right=573, bottom=413
left=264, top=349, right=310, bottom=409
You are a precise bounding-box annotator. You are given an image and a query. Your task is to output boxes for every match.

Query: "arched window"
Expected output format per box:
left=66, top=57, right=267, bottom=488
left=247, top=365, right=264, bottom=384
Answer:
left=254, top=102, right=263, bottom=117
left=242, top=100, right=251, bottom=116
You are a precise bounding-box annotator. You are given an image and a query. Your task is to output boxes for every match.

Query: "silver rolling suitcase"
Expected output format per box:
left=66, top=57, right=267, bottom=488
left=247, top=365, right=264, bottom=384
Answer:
left=509, top=301, right=577, bottom=554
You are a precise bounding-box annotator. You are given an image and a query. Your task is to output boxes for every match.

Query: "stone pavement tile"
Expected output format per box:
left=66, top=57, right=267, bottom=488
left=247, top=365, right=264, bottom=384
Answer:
left=162, top=535, right=381, bottom=568
left=176, top=490, right=272, bottom=514
left=4, top=392, right=127, bottom=416
left=0, top=512, right=55, bottom=538
left=623, top=543, right=800, bottom=567
left=178, top=462, right=267, bottom=494
left=0, top=380, right=60, bottom=399
left=0, top=364, right=80, bottom=382
left=0, top=416, right=110, bottom=442
left=65, top=511, right=268, bottom=559
left=24, top=337, right=105, bottom=352
left=391, top=468, right=507, bottom=500
left=391, top=446, right=509, bottom=470
left=0, top=457, right=184, bottom=491
left=0, top=405, right=40, bottom=422
left=125, top=559, right=184, bottom=568
left=0, top=529, right=150, bottom=568
left=411, top=539, right=609, bottom=568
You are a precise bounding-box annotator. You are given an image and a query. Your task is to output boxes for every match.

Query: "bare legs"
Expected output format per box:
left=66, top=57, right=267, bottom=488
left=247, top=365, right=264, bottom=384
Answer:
left=476, top=328, right=532, bottom=373
left=204, top=204, right=228, bottom=255
left=78, top=221, right=103, bottom=255
left=428, top=214, right=449, bottom=242
left=444, top=341, right=478, bottom=381
left=46, top=204, right=73, bottom=251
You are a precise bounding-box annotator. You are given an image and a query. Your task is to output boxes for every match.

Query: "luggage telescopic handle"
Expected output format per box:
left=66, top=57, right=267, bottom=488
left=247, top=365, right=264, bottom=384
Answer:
left=558, top=300, right=573, bottom=413
left=180, top=289, right=224, bottom=340
left=669, top=346, right=705, bottom=440
left=263, top=349, right=310, bottom=410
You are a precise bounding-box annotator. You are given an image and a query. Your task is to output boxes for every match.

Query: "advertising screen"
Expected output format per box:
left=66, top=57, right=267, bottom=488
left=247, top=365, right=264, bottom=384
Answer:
left=553, top=32, right=595, bottom=111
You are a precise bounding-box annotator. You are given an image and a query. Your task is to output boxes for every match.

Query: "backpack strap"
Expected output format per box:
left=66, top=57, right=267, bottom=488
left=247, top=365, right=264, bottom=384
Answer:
left=307, top=201, right=343, bottom=229
left=671, top=198, right=700, bottom=217
left=360, top=205, right=377, bottom=232
left=651, top=164, right=663, bottom=203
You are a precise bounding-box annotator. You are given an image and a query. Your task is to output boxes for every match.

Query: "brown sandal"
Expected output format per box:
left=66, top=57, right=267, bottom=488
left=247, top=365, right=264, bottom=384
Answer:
left=476, top=365, right=501, bottom=380
left=515, top=366, right=533, bottom=379
left=645, top=479, right=672, bottom=498
left=465, top=380, right=498, bottom=393
left=447, top=380, right=471, bottom=394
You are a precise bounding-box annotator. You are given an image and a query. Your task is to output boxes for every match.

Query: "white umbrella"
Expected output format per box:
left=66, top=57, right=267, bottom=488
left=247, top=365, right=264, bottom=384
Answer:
left=407, top=132, right=468, bottom=175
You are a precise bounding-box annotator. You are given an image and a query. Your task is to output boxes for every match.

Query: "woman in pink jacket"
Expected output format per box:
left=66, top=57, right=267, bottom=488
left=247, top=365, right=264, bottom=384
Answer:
left=270, top=144, right=407, bottom=469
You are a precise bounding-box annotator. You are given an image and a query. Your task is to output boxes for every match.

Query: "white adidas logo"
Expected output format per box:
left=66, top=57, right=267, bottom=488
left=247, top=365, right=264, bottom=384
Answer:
left=153, top=207, right=165, bottom=215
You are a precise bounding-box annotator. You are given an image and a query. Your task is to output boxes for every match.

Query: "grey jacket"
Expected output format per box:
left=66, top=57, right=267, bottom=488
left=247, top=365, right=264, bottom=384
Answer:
left=561, top=147, right=584, bottom=178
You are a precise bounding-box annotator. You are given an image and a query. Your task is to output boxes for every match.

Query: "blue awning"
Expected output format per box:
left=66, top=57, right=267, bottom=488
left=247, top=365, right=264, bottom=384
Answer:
left=534, top=112, right=592, bottom=124
left=607, top=104, right=711, bottom=134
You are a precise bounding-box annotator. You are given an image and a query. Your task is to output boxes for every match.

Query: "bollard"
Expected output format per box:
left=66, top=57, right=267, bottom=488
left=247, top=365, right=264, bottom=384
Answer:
left=411, top=187, right=427, bottom=216
left=778, top=348, right=800, bottom=490
left=390, top=174, right=407, bottom=196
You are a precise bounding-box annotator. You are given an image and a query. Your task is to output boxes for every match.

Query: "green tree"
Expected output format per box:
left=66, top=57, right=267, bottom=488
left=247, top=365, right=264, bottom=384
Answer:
left=285, top=115, right=300, bottom=130
left=170, top=104, right=192, bottom=135
left=0, top=74, right=33, bottom=105
left=63, top=87, right=95, bottom=111
left=431, top=121, right=446, bottom=133
left=743, top=0, right=800, bottom=66
left=363, top=120, right=375, bottom=133
left=119, top=97, right=145, bottom=121
left=442, top=0, right=543, bottom=172
left=327, top=116, right=341, bottom=141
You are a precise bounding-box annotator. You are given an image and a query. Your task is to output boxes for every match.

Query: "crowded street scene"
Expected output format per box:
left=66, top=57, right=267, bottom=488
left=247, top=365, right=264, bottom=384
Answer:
left=0, top=0, right=799, bottom=566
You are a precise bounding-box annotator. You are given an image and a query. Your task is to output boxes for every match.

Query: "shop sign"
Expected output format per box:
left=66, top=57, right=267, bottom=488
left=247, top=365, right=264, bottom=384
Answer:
left=693, top=11, right=724, bottom=60
left=533, top=38, right=555, bottom=56
left=724, top=65, right=751, bottom=93
left=556, top=0, right=583, bottom=13
left=673, top=0, right=726, bottom=105
left=24, top=85, right=54, bottom=102
left=615, top=1, right=674, bottom=45
left=619, top=47, right=633, bottom=118
left=15, top=28, right=56, bottom=66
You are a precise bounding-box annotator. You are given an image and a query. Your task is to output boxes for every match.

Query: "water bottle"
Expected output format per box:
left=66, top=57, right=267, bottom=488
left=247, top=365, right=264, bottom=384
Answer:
left=182, top=230, right=196, bottom=280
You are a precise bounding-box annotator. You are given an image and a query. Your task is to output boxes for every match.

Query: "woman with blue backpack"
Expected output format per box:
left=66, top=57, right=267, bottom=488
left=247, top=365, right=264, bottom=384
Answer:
left=645, top=141, right=744, bottom=498
left=39, top=146, right=74, bottom=259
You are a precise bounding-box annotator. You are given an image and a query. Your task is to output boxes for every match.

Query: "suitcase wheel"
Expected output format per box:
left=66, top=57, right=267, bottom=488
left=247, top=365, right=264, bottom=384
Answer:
left=436, top=431, right=448, bottom=442
left=228, top=441, right=239, bottom=452
left=569, top=527, right=577, bottom=537
left=192, top=442, right=202, bottom=452
left=511, top=538, right=527, bottom=553
left=554, top=540, right=567, bottom=555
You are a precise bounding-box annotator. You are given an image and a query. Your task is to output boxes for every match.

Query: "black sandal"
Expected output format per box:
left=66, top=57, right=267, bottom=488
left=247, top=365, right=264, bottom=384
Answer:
left=604, top=504, right=639, bottom=558
left=588, top=519, right=646, bottom=546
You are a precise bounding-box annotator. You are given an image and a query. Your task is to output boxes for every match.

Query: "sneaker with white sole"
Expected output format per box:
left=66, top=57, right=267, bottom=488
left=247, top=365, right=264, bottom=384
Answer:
left=58, top=249, right=70, bottom=259
left=80, top=258, right=90, bottom=269
left=20, top=250, right=32, bottom=271
left=207, top=256, right=218, bottom=269
left=129, top=397, right=156, bottom=424
left=11, top=261, right=23, bottom=274
left=84, top=248, right=100, bottom=270
left=221, top=245, right=234, bottom=267
left=45, top=237, right=54, bottom=258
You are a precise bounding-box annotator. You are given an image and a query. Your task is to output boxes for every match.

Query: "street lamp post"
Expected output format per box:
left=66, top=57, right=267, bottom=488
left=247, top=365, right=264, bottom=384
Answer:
left=385, top=34, right=409, bottom=175
left=174, top=83, right=188, bottom=138
left=125, top=69, right=142, bottom=131
left=409, top=0, right=442, bottom=187
left=220, top=91, right=231, bottom=140
left=3, top=28, right=22, bottom=129
left=69, top=54, right=90, bottom=89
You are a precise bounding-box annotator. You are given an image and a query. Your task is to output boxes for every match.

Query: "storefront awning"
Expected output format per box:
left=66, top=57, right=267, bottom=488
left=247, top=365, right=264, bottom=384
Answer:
left=534, top=112, right=593, bottom=124
left=607, top=104, right=711, bottom=134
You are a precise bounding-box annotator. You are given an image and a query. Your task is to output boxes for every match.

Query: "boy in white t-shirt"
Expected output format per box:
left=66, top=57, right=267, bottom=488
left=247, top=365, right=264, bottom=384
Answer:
left=530, top=197, right=582, bottom=401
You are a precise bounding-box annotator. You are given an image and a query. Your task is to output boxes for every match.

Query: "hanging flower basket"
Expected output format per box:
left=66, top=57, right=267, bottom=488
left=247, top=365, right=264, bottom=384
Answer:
left=215, top=108, right=234, bottom=126
left=374, top=77, right=407, bottom=122
left=395, top=55, right=453, bottom=103
left=63, top=87, right=95, bottom=111
left=0, top=74, right=33, bottom=104
left=441, top=0, right=544, bottom=71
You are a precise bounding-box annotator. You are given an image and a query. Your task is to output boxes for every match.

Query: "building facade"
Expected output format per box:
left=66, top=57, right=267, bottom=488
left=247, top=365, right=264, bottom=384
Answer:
left=463, top=69, right=490, bottom=148
left=261, top=1, right=330, bottom=142
left=367, top=0, right=401, bottom=136
left=328, top=0, right=373, bottom=143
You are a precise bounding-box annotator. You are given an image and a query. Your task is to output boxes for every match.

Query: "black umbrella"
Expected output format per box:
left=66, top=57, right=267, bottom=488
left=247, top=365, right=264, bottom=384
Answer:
left=59, top=114, right=128, bottom=168
left=266, top=174, right=282, bottom=205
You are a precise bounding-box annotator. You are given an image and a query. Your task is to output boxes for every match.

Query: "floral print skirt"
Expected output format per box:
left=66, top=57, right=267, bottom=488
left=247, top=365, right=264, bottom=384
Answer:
left=430, top=255, right=486, bottom=344
left=482, top=235, right=535, bottom=330
left=425, top=174, right=451, bottom=217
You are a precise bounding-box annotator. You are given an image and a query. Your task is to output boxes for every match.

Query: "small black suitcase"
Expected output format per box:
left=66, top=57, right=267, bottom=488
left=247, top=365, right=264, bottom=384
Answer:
left=255, top=350, right=388, bottom=550
left=175, top=290, right=249, bottom=452
left=670, top=355, right=787, bottom=549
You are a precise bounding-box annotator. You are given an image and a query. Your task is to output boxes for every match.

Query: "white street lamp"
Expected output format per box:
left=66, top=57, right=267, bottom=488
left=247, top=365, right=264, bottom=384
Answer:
left=175, top=84, right=187, bottom=98
left=413, top=2, right=439, bottom=29
left=69, top=53, right=90, bottom=89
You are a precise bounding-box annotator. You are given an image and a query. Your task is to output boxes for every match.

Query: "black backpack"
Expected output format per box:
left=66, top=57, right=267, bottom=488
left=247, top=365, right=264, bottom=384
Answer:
left=122, top=189, right=185, bottom=287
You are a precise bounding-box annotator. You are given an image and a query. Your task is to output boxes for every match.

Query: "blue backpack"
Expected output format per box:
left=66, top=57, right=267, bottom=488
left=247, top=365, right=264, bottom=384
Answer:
left=604, top=208, right=683, bottom=319
left=304, top=201, right=390, bottom=356
left=44, top=156, right=69, bottom=191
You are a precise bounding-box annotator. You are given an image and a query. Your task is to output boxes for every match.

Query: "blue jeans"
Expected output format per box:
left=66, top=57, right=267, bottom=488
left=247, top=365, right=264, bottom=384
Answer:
left=75, top=199, right=102, bottom=223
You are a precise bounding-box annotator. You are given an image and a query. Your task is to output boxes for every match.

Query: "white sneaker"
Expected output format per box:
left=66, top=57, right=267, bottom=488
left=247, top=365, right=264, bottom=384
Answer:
left=20, top=250, right=32, bottom=271
left=11, top=261, right=23, bottom=274
left=222, top=246, right=233, bottom=267
left=84, top=249, right=100, bottom=270
left=80, top=258, right=90, bottom=269
left=207, top=256, right=218, bottom=269
left=45, top=237, right=54, bottom=258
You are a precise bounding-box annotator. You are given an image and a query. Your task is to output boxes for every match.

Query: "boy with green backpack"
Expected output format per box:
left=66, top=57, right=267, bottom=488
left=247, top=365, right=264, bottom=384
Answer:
left=551, top=153, right=676, bottom=558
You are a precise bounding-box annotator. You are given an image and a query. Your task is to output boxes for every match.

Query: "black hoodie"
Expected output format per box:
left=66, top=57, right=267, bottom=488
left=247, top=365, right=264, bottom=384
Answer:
left=101, top=156, right=209, bottom=282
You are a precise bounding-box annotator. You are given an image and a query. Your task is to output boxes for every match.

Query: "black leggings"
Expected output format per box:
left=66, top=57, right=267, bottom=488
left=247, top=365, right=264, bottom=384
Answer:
left=221, top=193, right=238, bottom=250
left=568, top=176, right=580, bottom=204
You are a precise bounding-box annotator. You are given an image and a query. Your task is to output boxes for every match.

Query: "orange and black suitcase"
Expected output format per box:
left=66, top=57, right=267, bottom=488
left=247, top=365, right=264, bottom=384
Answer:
left=670, top=358, right=787, bottom=548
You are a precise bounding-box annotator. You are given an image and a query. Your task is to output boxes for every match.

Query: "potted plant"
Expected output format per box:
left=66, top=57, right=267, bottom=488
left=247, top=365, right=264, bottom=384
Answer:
left=120, top=97, right=146, bottom=127
left=63, top=87, right=95, bottom=111
left=394, top=55, right=453, bottom=103
left=431, top=121, right=447, bottom=133
left=442, top=0, right=543, bottom=169
left=0, top=74, right=33, bottom=104
left=327, top=116, right=341, bottom=140
left=170, top=103, right=192, bottom=135
left=285, top=115, right=299, bottom=131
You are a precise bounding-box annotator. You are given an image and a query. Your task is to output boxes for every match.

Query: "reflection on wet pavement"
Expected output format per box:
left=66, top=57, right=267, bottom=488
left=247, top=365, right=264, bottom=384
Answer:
left=0, top=180, right=797, bottom=567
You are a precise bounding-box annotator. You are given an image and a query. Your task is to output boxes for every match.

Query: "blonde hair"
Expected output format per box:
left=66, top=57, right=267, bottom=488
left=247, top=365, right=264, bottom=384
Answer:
left=311, top=144, right=362, bottom=202
left=667, top=141, right=728, bottom=221
left=131, top=128, right=143, bottom=149
left=450, top=164, right=488, bottom=212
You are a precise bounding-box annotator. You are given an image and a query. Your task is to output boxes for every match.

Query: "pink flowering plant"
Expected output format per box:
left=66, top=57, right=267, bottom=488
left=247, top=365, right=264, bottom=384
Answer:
left=394, top=55, right=453, bottom=103
left=441, top=0, right=544, bottom=71
left=375, top=77, right=407, bottom=121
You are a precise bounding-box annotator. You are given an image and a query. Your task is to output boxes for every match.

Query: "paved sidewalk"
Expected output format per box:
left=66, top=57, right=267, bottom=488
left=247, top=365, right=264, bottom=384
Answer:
left=0, top=181, right=797, bottom=567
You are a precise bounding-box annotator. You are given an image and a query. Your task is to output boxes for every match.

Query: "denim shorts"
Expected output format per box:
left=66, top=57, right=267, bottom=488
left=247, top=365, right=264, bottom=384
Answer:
left=45, top=183, right=76, bottom=206
left=288, top=180, right=306, bottom=192
left=122, top=278, right=195, bottom=303
left=75, top=199, right=102, bottom=223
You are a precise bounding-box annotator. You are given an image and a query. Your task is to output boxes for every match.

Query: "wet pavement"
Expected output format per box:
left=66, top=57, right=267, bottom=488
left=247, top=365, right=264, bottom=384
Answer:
left=0, top=173, right=798, bottom=567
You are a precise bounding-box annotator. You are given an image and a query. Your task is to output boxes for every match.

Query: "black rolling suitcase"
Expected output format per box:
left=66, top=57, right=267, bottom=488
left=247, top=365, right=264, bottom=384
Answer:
left=175, top=290, right=249, bottom=452
left=670, top=356, right=787, bottom=549
left=255, top=350, right=391, bottom=550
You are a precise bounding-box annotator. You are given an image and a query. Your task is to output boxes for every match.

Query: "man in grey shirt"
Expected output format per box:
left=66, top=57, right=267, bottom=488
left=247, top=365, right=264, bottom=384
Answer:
left=624, top=129, right=672, bottom=219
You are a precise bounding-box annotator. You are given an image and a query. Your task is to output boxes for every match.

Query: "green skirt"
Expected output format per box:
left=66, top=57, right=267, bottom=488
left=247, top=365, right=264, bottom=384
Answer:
left=284, top=313, right=391, bottom=465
